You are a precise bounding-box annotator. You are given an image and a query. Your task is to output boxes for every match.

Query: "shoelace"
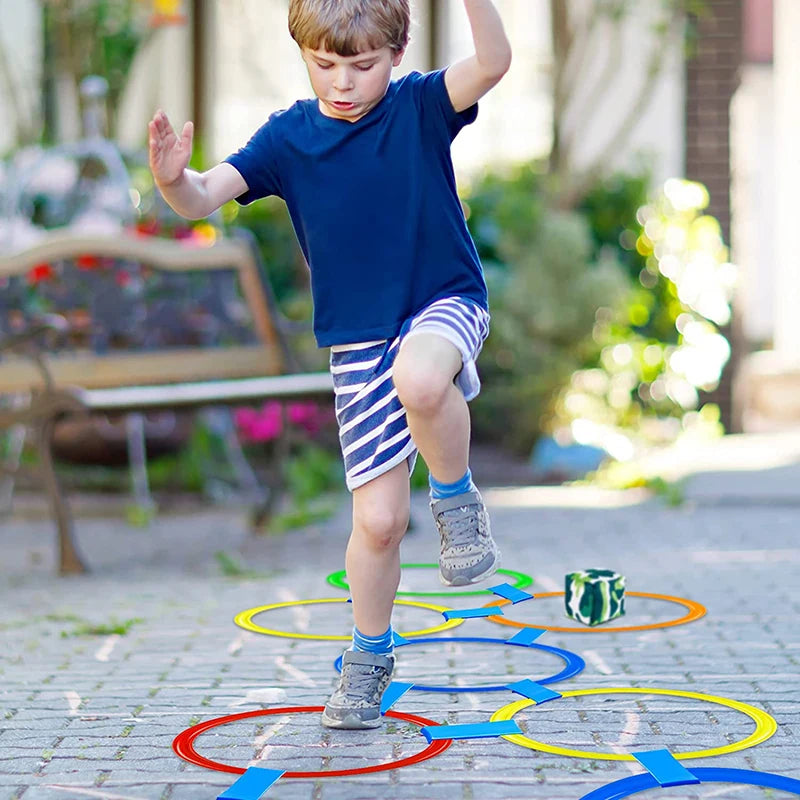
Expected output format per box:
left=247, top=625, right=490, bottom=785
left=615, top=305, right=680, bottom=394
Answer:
left=340, top=664, right=388, bottom=702
left=439, top=506, right=483, bottom=549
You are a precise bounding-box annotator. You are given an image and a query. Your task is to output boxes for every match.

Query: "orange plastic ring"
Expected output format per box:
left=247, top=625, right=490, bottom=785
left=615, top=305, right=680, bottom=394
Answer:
left=482, top=591, right=706, bottom=633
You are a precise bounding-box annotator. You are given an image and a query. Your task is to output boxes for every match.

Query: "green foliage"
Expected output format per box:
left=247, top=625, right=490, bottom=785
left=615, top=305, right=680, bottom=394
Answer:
left=409, top=453, right=430, bottom=490
left=223, top=198, right=309, bottom=311
left=42, top=0, right=146, bottom=141
left=283, top=441, right=342, bottom=506
left=267, top=441, right=342, bottom=532
left=124, top=503, right=157, bottom=527
left=553, top=177, right=733, bottom=449
left=148, top=422, right=223, bottom=494
left=465, top=164, right=629, bottom=454
left=214, top=551, right=275, bottom=579
left=61, top=616, right=143, bottom=637
left=464, top=165, right=732, bottom=457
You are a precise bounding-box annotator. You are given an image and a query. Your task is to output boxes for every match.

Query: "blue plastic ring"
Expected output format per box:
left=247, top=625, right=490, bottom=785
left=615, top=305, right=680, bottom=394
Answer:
left=333, top=635, right=584, bottom=692
left=579, top=767, right=800, bottom=799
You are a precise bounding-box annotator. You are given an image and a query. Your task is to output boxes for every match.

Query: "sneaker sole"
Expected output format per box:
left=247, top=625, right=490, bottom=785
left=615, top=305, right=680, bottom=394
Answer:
left=439, top=549, right=501, bottom=587
left=321, top=710, right=383, bottom=729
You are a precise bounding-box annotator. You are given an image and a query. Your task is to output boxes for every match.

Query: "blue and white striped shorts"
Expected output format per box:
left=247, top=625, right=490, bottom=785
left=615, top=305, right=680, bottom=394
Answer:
left=329, top=297, right=491, bottom=491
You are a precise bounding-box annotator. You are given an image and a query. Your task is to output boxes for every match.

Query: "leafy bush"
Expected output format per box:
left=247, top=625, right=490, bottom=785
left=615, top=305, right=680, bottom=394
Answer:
left=465, top=165, right=629, bottom=453
left=552, top=178, right=733, bottom=454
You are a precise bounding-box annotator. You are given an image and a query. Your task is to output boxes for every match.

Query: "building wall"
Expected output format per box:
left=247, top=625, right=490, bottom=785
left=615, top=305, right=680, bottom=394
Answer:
left=554, top=2, right=685, bottom=188
left=207, top=0, right=432, bottom=163
left=684, top=0, right=743, bottom=431
left=731, top=64, right=774, bottom=346
left=206, top=0, right=684, bottom=187
left=685, top=0, right=743, bottom=243
left=442, top=0, right=553, bottom=177
left=772, top=0, right=800, bottom=358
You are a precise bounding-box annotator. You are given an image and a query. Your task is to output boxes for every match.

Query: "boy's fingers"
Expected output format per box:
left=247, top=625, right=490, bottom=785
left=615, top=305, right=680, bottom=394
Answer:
left=154, top=112, right=172, bottom=137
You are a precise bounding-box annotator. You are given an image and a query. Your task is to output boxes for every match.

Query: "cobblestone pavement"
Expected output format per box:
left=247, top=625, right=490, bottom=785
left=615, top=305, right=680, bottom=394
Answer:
left=2, top=435, right=800, bottom=799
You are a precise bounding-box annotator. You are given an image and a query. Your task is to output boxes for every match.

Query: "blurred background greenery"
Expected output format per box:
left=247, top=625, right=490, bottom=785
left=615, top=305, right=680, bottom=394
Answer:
left=1, top=0, right=738, bottom=520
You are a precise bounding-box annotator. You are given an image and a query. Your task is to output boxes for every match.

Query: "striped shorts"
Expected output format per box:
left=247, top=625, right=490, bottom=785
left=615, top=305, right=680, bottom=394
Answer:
left=329, top=297, right=491, bottom=491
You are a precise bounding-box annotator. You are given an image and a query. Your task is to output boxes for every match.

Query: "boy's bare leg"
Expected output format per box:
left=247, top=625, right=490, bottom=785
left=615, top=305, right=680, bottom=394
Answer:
left=392, top=331, right=499, bottom=586
left=391, top=333, right=468, bottom=481
left=346, top=461, right=411, bottom=636
left=322, top=463, right=409, bottom=729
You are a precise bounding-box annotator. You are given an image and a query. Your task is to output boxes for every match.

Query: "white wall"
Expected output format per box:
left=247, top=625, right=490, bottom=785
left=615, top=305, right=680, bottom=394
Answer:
left=205, top=0, right=683, bottom=187
left=0, top=0, right=42, bottom=154
left=773, top=0, right=800, bottom=357
left=554, top=2, right=684, bottom=188
left=443, top=0, right=553, bottom=177
left=206, top=0, right=554, bottom=172
left=731, top=64, right=775, bottom=346
left=116, top=22, right=193, bottom=150
left=208, top=0, right=432, bottom=163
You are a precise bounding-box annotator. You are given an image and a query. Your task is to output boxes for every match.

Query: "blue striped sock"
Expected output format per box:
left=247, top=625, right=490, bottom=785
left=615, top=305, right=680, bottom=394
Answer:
left=351, top=625, right=394, bottom=655
left=429, top=468, right=476, bottom=500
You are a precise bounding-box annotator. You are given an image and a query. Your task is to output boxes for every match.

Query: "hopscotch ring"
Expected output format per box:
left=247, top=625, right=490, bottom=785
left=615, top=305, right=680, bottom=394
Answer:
left=173, top=706, right=452, bottom=777
left=333, top=635, right=585, bottom=692
left=326, top=563, right=534, bottom=599
left=579, top=767, right=800, bottom=799
left=491, top=687, right=777, bottom=760
left=233, top=597, right=464, bottom=640
left=483, top=591, right=706, bottom=633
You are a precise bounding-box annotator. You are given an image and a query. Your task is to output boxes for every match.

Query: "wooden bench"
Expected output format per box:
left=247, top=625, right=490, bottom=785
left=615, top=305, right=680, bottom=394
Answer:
left=0, top=227, right=333, bottom=574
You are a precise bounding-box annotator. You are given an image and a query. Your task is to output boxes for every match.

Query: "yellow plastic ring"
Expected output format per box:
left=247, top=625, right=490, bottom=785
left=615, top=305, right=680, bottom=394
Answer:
left=234, top=597, right=464, bottom=640
left=491, top=687, right=777, bottom=760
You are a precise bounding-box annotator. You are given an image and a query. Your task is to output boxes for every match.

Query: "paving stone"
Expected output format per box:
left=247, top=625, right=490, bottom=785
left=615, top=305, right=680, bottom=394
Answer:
left=2, top=444, right=800, bottom=798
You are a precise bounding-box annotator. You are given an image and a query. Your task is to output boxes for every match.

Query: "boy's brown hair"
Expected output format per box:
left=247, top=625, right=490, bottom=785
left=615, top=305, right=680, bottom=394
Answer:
left=288, top=0, right=410, bottom=56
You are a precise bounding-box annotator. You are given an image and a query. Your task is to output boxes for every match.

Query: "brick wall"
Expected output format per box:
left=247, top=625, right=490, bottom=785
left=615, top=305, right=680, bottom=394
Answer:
left=685, top=0, right=743, bottom=431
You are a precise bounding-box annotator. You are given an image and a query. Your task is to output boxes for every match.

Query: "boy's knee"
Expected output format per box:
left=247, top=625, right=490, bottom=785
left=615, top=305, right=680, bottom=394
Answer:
left=393, top=353, right=453, bottom=414
left=353, top=504, right=409, bottom=551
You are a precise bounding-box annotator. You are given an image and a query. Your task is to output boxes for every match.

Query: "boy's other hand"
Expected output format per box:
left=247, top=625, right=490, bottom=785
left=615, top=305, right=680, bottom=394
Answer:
left=148, top=110, right=194, bottom=188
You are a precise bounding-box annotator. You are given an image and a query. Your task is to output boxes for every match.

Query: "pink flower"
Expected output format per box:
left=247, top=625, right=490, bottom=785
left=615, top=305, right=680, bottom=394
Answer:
left=287, top=402, right=322, bottom=435
left=234, top=402, right=283, bottom=443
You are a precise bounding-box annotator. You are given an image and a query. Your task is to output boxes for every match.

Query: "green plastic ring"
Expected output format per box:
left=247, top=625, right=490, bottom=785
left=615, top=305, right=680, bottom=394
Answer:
left=325, top=563, right=534, bottom=598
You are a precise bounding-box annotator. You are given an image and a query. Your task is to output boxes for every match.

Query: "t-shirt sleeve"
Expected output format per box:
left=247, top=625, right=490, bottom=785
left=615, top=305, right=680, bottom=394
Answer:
left=411, top=68, right=479, bottom=142
left=223, top=116, right=283, bottom=205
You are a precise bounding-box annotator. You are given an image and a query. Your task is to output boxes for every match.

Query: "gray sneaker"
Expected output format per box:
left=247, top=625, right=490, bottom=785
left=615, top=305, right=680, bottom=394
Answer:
left=431, top=490, right=500, bottom=586
left=321, top=650, right=394, bottom=729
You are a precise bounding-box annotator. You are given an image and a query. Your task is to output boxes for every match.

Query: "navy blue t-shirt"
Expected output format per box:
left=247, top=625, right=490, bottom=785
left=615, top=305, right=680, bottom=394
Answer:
left=225, top=68, right=487, bottom=347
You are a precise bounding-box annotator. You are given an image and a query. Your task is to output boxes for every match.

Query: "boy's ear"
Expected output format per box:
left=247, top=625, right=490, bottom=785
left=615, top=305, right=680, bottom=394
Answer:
left=392, top=48, right=406, bottom=67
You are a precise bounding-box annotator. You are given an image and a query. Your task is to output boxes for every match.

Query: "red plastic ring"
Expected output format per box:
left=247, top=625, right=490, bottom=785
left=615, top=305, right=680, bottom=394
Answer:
left=173, top=706, right=453, bottom=778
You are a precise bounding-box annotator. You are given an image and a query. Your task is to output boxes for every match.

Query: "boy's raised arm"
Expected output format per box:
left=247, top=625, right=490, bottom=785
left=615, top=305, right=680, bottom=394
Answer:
left=148, top=109, right=248, bottom=220
left=444, top=0, right=512, bottom=113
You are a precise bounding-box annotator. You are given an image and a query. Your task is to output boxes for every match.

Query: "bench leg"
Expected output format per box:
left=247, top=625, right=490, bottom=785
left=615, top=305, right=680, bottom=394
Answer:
left=251, top=412, right=292, bottom=531
left=0, top=422, right=26, bottom=515
left=37, top=417, right=87, bottom=575
left=126, top=413, right=156, bottom=512
left=201, top=408, right=271, bottom=522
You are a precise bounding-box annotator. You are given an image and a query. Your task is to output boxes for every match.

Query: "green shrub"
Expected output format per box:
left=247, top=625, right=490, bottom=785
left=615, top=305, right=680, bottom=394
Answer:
left=552, top=178, right=733, bottom=450
left=465, top=165, right=629, bottom=453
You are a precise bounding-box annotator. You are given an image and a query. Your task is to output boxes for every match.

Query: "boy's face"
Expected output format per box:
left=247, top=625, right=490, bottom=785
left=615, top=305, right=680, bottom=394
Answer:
left=301, top=45, right=404, bottom=122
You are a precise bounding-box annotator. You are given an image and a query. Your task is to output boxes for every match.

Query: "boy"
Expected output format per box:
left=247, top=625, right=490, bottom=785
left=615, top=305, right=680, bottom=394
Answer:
left=148, top=0, right=511, bottom=729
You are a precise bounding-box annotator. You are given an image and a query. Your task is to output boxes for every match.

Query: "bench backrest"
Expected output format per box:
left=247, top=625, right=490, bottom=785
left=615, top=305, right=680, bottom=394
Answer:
left=0, top=230, right=287, bottom=392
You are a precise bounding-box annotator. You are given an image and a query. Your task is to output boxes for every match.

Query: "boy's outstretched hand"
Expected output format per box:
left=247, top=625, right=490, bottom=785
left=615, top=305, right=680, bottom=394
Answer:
left=148, top=110, right=194, bottom=187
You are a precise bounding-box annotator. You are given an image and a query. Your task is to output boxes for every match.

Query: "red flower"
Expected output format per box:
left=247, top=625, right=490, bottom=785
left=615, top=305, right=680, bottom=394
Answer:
left=27, top=263, right=54, bottom=284
left=76, top=254, right=100, bottom=270
left=135, top=219, right=161, bottom=237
